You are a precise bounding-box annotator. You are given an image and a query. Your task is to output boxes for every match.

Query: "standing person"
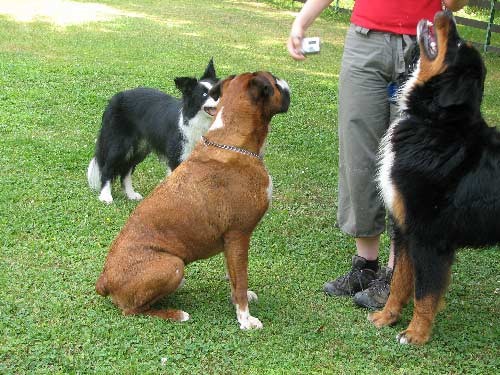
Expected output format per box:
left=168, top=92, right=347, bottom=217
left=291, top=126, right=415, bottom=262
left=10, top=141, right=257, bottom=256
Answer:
left=287, top=0, right=468, bottom=309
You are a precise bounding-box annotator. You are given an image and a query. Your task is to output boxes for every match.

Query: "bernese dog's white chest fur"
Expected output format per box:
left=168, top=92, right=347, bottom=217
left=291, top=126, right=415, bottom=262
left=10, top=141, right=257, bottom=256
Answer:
left=378, top=121, right=397, bottom=214
left=377, top=68, right=420, bottom=215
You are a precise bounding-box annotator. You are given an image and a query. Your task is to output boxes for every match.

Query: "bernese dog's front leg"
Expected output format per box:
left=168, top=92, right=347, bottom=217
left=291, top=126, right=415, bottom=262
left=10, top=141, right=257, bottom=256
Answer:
left=397, top=296, right=437, bottom=345
left=396, top=246, right=453, bottom=345
left=369, top=237, right=413, bottom=328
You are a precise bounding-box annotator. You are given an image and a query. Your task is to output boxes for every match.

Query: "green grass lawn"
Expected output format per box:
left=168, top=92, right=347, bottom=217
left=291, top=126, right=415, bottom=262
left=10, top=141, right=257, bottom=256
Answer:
left=1, top=0, right=499, bottom=373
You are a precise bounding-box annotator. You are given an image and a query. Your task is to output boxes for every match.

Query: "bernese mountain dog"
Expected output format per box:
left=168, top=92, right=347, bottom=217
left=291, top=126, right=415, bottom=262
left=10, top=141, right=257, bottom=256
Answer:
left=369, top=10, right=500, bottom=345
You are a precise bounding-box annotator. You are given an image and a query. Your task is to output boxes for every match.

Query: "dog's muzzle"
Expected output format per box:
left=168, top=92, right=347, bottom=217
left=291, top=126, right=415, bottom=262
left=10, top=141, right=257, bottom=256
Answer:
left=276, top=78, right=291, bottom=113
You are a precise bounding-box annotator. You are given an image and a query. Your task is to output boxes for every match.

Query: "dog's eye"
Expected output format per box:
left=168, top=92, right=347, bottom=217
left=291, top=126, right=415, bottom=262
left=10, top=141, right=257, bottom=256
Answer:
left=203, top=93, right=208, bottom=97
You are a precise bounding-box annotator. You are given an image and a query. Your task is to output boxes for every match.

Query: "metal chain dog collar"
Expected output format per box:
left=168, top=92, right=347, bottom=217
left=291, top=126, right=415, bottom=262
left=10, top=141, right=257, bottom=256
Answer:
left=201, top=136, right=263, bottom=161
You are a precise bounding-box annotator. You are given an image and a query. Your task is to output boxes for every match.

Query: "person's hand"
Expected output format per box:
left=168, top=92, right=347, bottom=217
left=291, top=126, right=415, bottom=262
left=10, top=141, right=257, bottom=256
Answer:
left=287, top=32, right=305, bottom=61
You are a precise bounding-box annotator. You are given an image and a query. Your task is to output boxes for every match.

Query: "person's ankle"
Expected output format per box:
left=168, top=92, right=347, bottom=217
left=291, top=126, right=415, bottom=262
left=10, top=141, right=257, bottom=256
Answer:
left=364, top=258, right=379, bottom=272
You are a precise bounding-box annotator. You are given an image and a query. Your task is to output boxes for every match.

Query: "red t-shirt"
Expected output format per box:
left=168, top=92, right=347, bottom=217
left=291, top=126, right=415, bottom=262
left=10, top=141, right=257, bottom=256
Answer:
left=351, top=0, right=443, bottom=35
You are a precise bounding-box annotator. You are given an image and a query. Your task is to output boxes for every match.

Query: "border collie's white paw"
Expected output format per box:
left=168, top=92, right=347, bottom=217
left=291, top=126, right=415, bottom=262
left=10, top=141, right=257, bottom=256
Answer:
left=99, top=182, right=113, bottom=204
left=99, top=192, right=113, bottom=204
left=127, top=191, right=143, bottom=201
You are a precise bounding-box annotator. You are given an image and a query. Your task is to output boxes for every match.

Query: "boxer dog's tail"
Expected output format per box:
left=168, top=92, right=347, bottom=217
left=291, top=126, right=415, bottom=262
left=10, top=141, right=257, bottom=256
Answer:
left=95, top=274, right=109, bottom=296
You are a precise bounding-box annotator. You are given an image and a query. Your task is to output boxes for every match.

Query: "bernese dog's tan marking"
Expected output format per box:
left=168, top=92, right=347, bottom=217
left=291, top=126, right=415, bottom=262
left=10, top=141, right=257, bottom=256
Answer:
left=369, top=249, right=413, bottom=327
left=416, top=14, right=450, bottom=84
left=391, top=189, right=406, bottom=230
left=398, top=295, right=438, bottom=344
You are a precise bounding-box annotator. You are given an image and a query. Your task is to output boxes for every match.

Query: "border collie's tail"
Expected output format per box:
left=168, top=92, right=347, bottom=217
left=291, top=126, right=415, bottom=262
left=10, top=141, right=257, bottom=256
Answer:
left=87, top=157, right=102, bottom=191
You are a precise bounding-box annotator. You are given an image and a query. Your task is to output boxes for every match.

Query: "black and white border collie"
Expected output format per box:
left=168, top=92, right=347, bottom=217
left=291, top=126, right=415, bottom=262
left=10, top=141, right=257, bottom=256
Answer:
left=87, top=59, right=219, bottom=203
left=370, top=11, right=500, bottom=345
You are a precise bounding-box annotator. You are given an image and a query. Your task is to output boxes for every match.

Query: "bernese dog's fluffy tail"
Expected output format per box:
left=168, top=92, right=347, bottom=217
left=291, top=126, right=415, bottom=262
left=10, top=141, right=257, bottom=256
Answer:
left=87, top=157, right=102, bottom=191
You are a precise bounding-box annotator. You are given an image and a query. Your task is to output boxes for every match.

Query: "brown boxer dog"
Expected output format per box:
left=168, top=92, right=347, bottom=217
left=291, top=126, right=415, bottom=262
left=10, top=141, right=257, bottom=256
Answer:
left=95, top=72, right=290, bottom=329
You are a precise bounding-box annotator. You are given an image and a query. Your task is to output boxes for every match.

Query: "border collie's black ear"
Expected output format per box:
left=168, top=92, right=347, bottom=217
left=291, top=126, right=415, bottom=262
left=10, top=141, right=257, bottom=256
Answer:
left=174, top=77, right=198, bottom=95
left=201, top=58, right=216, bottom=80
left=249, top=74, right=274, bottom=102
left=209, top=75, right=235, bottom=101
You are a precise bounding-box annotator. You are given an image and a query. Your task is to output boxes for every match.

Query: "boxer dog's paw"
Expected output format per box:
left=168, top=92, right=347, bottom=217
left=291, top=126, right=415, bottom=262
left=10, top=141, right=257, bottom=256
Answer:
left=247, top=290, right=258, bottom=302
left=236, top=305, right=263, bottom=330
left=178, top=311, right=190, bottom=322
left=239, top=315, right=263, bottom=330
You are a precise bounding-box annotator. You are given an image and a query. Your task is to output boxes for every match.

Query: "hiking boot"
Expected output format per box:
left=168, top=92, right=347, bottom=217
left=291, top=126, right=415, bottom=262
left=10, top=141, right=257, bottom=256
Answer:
left=323, top=255, right=378, bottom=296
left=353, top=267, right=393, bottom=310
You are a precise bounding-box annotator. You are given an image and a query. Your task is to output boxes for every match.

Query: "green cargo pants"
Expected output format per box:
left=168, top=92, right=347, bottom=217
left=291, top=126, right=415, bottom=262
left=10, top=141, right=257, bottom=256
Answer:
left=337, top=24, right=416, bottom=237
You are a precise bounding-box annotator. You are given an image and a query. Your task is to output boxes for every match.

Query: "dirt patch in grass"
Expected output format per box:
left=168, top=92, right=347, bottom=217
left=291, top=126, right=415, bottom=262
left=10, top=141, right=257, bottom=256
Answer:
left=0, top=0, right=141, bottom=26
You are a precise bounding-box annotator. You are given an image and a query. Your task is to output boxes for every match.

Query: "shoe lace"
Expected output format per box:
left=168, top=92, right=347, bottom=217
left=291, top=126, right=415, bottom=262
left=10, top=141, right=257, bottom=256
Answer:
left=367, top=273, right=391, bottom=293
left=338, top=268, right=365, bottom=291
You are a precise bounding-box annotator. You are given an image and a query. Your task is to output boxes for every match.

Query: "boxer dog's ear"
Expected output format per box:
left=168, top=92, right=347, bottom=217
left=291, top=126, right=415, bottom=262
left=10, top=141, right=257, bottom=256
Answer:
left=209, top=75, right=235, bottom=101
left=249, top=74, right=275, bottom=103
